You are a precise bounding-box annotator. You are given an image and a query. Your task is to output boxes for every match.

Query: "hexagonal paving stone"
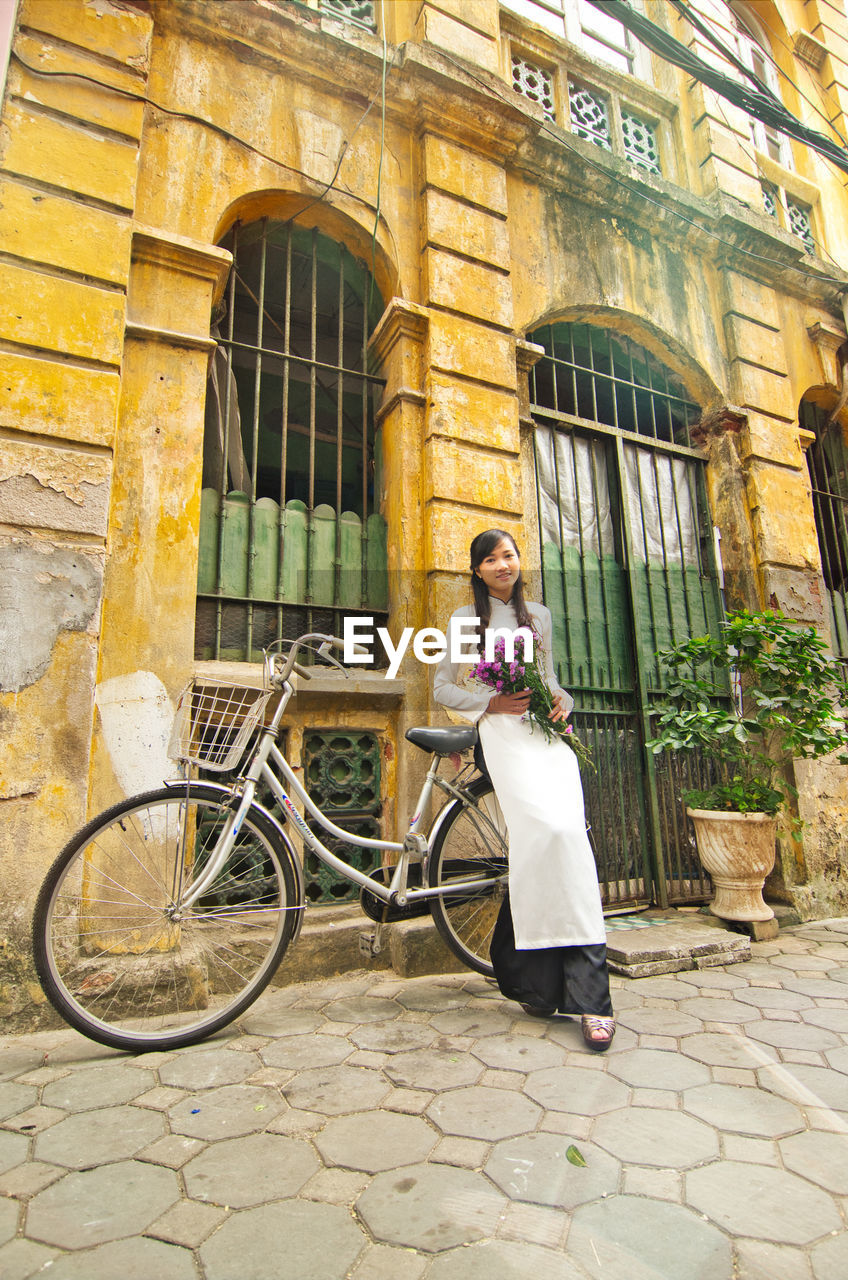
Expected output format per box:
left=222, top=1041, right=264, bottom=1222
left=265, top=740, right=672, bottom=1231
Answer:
left=778, top=976, right=847, bottom=1000
left=425, top=1238, right=588, bottom=1279
left=486, top=1132, right=620, bottom=1207
left=429, top=1009, right=515, bottom=1038
left=41, top=1064, right=155, bottom=1111
left=0, top=1238, right=58, bottom=1279
left=242, top=1007, right=325, bottom=1038
left=676, top=969, right=748, bottom=990
left=314, top=1111, right=436, bottom=1172
left=779, top=1129, right=848, bottom=1194
left=184, top=1131, right=319, bottom=1206
left=606, top=1047, right=711, bottom=1090
left=357, top=1162, right=506, bottom=1251
left=34, top=1235, right=198, bottom=1280
left=427, top=1086, right=541, bottom=1141
left=200, top=1199, right=365, bottom=1280
left=523, top=1065, right=629, bottom=1115
left=746, top=1021, right=841, bottom=1052
left=678, top=1031, right=769, bottom=1069
left=0, top=1128, right=29, bottom=1174
left=735, top=1239, right=818, bottom=1280
left=383, top=1047, right=482, bottom=1091
left=812, top=1230, right=848, bottom=1280
left=324, top=996, right=400, bottom=1023
left=733, top=986, right=814, bottom=1011
left=170, top=1085, right=285, bottom=1140
left=34, top=1106, right=165, bottom=1168
left=27, top=1160, right=179, bottom=1249
left=831, top=965, right=848, bottom=984
left=0, top=1046, right=44, bottom=1081
left=824, top=1045, right=848, bottom=1074
left=758, top=1062, right=848, bottom=1113
left=0, top=1081, right=38, bottom=1121
left=396, top=985, right=470, bottom=1013
left=260, top=1034, right=351, bottom=1071
left=683, top=1083, right=805, bottom=1137
left=157, top=1048, right=258, bottom=1090
left=349, top=1021, right=435, bottom=1054
left=616, top=1008, right=705, bottom=1037
left=593, top=1105, right=718, bottom=1168
left=802, top=1006, right=848, bottom=1033
left=283, top=1064, right=389, bottom=1115
left=770, top=953, right=835, bottom=971
left=471, top=1034, right=564, bottom=1073
left=676, top=997, right=754, bottom=1024
left=568, top=1195, right=731, bottom=1279
left=686, top=1161, right=841, bottom=1243
left=0, top=1196, right=17, bottom=1247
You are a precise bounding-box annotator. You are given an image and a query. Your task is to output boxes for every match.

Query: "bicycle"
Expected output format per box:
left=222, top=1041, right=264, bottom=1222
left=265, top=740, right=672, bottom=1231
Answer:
left=32, top=634, right=508, bottom=1053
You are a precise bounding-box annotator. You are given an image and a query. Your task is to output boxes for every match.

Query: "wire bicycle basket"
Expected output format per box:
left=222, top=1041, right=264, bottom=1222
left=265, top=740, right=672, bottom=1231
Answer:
left=169, top=680, right=272, bottom=772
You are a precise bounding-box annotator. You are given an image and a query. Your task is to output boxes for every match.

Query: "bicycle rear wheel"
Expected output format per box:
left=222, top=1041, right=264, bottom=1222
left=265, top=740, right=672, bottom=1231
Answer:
left=33, top=785, right=302, bottom=1052
left=427, top=778, right=508, bottom=977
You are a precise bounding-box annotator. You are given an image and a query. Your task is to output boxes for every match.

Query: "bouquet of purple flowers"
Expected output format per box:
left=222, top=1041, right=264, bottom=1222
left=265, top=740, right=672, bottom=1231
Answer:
left=470, top=632, right=594, bottom=770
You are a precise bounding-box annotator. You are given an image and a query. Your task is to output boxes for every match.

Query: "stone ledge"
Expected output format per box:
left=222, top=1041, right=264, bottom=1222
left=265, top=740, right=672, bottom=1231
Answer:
left=606, top=919, right=751, bottom=979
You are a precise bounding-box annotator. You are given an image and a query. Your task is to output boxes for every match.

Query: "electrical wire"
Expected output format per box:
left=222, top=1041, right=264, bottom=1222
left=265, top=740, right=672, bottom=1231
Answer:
left=668, top=0, right=848, bottom=153
left=10, top=20, right=847, bottom=288
left=9, top=42, right=403, bottom=227
left=433, top=50, right=848, bottom=289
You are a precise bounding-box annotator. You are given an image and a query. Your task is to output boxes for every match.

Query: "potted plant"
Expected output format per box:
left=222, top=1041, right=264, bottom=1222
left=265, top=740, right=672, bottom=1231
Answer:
left=647, top=610, right=848, bottom=924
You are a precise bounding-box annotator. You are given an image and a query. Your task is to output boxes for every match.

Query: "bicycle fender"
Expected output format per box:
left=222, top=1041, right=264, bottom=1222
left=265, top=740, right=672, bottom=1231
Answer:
left=425, top=775, right=494, bottom=867
left=162, top=779, right=307, bottom=939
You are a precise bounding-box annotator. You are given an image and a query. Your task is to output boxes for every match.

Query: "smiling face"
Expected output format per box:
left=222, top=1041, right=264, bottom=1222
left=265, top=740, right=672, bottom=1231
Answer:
left=474, top=536, right=521, bottom=602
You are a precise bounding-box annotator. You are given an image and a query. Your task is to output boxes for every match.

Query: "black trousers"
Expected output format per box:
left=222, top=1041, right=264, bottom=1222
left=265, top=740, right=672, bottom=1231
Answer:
left=490, top=892, right=613, bottom=1016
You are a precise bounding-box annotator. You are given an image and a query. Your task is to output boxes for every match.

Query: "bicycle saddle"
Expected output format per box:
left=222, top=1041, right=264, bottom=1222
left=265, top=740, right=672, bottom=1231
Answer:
left=405, top=726, right=478, bottom=755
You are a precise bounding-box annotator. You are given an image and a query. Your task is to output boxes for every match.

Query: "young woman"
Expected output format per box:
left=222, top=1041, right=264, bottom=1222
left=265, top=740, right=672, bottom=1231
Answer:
left=433, top=529, right=614, bottom=1051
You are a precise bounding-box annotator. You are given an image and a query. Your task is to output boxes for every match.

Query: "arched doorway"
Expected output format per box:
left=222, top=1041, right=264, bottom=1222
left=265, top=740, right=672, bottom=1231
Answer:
left=528, top=320, right=724, bottom=907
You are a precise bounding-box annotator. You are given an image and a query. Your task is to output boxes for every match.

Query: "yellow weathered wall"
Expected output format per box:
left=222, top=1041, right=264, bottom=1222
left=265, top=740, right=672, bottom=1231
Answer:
left=4, top=0, right=848, bottom=1021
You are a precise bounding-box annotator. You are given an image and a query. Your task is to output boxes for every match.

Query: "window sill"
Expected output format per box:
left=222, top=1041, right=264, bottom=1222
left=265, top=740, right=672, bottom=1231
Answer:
left=193, top=661, right=404, bottom=704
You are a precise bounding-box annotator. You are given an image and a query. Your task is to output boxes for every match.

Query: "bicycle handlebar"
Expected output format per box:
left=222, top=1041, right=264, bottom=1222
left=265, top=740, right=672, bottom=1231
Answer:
left=265, top=633, right=368, bottom=688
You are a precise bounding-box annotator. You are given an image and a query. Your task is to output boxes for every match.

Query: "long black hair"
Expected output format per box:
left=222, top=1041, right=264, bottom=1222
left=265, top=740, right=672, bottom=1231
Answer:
left=469, top=528, right=533, bottom=648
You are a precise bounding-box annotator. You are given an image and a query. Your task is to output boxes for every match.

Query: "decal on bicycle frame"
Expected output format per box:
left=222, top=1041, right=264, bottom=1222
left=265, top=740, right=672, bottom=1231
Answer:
left=281, top=792, right=316, bottom=843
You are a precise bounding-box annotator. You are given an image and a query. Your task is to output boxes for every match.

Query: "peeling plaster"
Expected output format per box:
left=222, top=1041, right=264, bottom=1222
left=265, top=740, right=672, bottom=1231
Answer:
left=0, top=542, right=102, bottom=692
left=95, top=670, right=174, bottom=798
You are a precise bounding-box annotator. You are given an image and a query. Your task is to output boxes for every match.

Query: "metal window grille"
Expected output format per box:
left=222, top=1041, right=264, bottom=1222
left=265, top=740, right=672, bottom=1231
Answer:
left=528, top=322, right=698, bottom=446
left=621, top=110, right=660, bottom=174
left=786, top=199, right=815, bottom=255
left=802, top=399, right=848, bottom=665
left=321, top=0, right=376, bottom=30
left=761, top=182, right=778, bottom=219
left=512, top=53, right=556, bottom=120
left=196, top=220, right=388, bottom=663
left=529, top=322, right=722, bottom=909
left=568, top=82, right=612, bottom=149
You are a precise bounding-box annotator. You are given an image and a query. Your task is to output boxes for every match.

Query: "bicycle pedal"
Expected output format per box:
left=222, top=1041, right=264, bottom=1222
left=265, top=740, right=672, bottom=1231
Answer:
left=359, top=931, right=383, bottom=958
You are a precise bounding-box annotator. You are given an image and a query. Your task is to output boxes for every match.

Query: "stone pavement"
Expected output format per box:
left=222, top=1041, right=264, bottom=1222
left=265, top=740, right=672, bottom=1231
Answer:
left=1, top=918, right=847, bottom=1280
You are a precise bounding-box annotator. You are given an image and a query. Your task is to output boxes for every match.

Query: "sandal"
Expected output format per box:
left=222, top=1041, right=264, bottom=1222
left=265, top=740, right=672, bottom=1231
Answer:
left=521, top=1003, right=557, bottom=1018
left=582, top=1015, right=615, bottom=1052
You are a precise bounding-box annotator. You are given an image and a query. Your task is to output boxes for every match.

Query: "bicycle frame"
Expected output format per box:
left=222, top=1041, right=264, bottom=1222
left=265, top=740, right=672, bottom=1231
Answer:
left=177, top=676, right=507, bottom=913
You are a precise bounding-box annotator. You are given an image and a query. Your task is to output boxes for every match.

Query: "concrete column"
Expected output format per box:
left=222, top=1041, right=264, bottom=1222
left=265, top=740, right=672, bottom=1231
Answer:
left=412, top=0, right=501, bottom=74
left=89, top=227, right=231, bottom=814
left=417, top=130, right=524, bottom=640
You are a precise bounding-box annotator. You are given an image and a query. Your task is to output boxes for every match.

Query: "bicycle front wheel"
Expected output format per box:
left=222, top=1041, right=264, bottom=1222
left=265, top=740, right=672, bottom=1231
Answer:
left=427, top=778, right=508, bottom=977
left=33, top=785, right=302, bottom=1053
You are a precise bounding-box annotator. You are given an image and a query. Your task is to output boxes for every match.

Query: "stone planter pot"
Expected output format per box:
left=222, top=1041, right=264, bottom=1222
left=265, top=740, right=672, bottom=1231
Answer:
left=686, top=808, right=778, bottom=923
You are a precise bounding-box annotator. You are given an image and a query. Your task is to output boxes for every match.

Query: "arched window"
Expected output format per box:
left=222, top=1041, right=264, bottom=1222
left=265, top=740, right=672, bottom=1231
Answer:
left=730, top=3, right=788, bottom=166
left=196, top=219, right=387, bottom=662
left=802, top=398, right=848, bottom=664
left=527, top=320, right=722, bottom=909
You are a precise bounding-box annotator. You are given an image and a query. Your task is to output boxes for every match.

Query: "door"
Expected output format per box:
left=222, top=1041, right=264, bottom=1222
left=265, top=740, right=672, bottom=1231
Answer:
left=529, top=322, right=725, bottom=907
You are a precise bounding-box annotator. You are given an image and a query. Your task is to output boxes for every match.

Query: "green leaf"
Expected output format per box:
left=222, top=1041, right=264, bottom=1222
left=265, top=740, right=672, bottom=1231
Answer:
left=566, top=1144, right=587, bottom=1167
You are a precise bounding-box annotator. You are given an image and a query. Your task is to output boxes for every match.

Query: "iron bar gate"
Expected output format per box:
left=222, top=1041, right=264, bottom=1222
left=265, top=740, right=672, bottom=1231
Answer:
left=529, top=322, right=725, bottom=907
left=802, top=398, right=848, bottom=668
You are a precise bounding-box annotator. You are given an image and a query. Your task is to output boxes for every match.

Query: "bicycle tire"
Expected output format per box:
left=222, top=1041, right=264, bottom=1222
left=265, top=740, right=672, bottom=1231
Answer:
left=33, top=785, right=302, bottom=1053
left=426, top=776, right=508, bottom=977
